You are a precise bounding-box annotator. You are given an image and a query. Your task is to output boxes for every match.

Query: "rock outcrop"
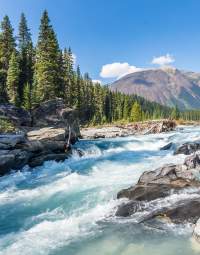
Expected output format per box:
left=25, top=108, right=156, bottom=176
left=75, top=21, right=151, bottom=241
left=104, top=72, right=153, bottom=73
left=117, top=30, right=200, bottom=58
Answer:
left=0, top=127, right=78, bottom=175
left=116, top=152, right=200, bottom=224
left=32, top=99, right=80, bottom=144
left=0, top=104, right=31, bottom=127
left=0, top=99, right=81, bottom=175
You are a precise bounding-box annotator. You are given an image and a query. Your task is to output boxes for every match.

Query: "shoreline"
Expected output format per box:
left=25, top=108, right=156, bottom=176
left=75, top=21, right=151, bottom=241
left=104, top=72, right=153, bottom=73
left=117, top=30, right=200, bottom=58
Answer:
left=0, top=119, right=176, bottom=176
left=80, top=119, right=176, bottom=139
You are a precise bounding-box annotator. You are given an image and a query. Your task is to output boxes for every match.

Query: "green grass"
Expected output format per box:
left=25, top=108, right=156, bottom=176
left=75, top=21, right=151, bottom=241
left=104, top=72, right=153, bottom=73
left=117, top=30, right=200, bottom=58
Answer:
left=0, top=117, right=15, bottom=133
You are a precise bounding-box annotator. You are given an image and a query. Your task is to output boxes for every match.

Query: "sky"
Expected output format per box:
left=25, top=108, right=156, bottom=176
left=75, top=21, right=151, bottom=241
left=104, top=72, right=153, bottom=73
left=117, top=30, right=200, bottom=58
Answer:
left=0, top=0, right=200, bottom=84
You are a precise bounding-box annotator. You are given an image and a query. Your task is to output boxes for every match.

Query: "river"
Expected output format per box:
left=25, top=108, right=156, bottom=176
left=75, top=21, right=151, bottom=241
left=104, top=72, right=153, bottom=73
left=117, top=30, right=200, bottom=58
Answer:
left=0, top=126, right=200, bottom=255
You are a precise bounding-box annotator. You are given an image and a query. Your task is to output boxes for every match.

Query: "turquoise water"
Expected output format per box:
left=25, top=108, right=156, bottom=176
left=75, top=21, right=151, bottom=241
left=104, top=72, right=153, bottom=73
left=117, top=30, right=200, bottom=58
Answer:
left=1, top=126, right=200, bottom=255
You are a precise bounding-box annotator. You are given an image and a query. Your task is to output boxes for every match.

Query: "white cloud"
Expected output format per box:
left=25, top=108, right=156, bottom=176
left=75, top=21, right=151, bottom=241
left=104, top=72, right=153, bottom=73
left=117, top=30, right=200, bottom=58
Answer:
left=100, top=62, right=142, bottom=79
left=92, top=79, right=102, bottom=84
left=151, top=53, right=175, bottom=66
left=72, top=53, right=76, bottom=65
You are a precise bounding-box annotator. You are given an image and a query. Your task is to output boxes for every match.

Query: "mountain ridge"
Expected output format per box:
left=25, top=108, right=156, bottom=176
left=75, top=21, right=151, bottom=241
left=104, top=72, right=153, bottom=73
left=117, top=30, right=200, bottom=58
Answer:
left=110, top=67, right=200, bottom=110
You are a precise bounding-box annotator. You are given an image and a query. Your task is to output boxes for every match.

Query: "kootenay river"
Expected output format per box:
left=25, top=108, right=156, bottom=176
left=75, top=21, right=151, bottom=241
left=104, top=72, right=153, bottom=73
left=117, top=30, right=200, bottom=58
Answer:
left=1, top=126, right=200, bottom=255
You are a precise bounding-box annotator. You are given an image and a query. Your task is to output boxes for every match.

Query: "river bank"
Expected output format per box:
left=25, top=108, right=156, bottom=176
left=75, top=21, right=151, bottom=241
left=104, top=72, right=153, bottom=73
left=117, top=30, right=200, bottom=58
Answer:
left=81, top=119, right=176, bottom=139
left=0, top=118, right=176, bottom=176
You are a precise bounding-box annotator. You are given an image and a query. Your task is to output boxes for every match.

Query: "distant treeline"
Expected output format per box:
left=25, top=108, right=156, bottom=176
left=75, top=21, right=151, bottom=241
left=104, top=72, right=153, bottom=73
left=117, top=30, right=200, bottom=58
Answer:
left=0, top=10, right=198, bottom=124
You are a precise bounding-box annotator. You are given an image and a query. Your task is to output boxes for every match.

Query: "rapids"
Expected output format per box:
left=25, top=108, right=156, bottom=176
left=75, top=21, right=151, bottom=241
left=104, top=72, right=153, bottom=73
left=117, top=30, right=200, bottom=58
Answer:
left=0, top=126, right=200, bottom=255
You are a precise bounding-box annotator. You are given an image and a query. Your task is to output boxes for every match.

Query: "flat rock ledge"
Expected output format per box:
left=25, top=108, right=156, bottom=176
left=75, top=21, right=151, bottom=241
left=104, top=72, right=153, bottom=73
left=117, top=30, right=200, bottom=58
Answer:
left=116, top=152, right=200, bottom=226
left=81, top=120, right=176, bottom=139
left=0, top=127, right=78, bottom=176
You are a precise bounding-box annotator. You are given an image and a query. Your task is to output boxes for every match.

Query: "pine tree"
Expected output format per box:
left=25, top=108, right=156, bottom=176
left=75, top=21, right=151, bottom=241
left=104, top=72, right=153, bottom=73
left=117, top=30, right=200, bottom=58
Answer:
left=33, top=10, right=60, bottom=103
left=0, top=15, right=16, bottom=102
left=62, top=47, right=74, bottom=105
left=75, top=65, right=82, bottom=110
left=23, top=82, right=32, bottom=110
left=123, top=96, right=130, bottom=120
left=18, top=13, right=34, bottom=106
left=171, top=105, right=180, bottom=120
left=130, top=101, right=142, bottom=122
left=7, top=50, right=20, bottom=105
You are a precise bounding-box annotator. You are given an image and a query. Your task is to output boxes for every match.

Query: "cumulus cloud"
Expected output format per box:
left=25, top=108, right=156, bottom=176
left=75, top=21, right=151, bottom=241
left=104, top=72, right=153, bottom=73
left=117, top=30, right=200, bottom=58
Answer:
left=92, top=79, right=102, bottom=84
left=151, top=53, right=175, bottom=66
left=100, top=62, right=142, bottom=79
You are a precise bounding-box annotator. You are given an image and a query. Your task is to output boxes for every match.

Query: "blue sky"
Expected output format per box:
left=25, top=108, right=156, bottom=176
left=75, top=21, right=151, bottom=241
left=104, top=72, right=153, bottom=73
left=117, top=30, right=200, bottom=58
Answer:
left=0, top=0, right=200, bottom=83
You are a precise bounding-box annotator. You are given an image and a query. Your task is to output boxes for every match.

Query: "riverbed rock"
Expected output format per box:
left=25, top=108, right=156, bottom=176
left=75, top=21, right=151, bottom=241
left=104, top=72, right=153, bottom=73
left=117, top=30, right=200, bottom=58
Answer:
left=117, top=161, right=200, bottom=201
left=28, top=153, right=69, bottom=167
left=116, top=153, right=200, bottom=224
left=0, top=103, right=31, bottom=126
left=174, top=142, right=200, bottom=155
left=160, top=142, right=174, bottom=150
left=116, top=197, right=200, bottom=224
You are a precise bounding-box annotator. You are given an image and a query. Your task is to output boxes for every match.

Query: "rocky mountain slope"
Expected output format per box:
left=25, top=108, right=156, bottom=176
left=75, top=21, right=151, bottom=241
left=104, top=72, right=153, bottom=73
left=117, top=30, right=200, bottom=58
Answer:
left=110, top=67, right=200, bottom=110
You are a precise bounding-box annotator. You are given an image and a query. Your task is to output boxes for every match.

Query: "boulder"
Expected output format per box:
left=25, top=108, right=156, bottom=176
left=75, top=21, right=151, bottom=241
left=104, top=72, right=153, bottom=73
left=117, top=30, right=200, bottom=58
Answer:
left=0, top=149, right=31, bottom=176
left=27, top=127, right=66, bottom=142
left=117, top=161, right=200, bottom=201
left=0, top=134, right=26, bottom=147
left=116, top=153, right=200, bottom=223
left=0, top=103, right=31, bottom=126
left=116, top=197, right=200, bottom=224
left=160, top=142, right=174, bottom=150
left=28, top=153, right=69, bottom=167
left=174, top=142, right=200, bottom=155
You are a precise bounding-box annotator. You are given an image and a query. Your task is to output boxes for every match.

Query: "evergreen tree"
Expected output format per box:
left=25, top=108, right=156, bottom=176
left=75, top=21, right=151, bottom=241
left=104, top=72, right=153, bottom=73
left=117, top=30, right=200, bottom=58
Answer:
left=0, top=15, right=16, bottom=102
left=63, top=47, right=74, bottom=105
left=130, top=101, right=142, bottom=122
left=7, top=50, right=20, bottom=105
left=123, top=96, right=130, bottom=120
left=33, top=10, right=60, bottom=103
left=75, top=65, right=82, bottom=110
left=171, top=105, right=180, bottom=120
left=18, top=13, right=34, bottom=106
left=23, top=82, right=32, bottom=110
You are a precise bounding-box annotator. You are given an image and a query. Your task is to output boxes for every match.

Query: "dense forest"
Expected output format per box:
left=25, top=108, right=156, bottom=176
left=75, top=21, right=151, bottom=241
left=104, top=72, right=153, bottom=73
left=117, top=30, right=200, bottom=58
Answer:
left=0, top=10, right=199, bottom=125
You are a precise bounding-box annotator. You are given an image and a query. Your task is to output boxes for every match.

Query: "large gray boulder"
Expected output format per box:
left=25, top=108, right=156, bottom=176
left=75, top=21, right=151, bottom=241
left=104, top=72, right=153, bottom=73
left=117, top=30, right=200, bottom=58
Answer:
left=116, top=197, right=200, bottom=224
left=174, top=142, right=200, bottom=155
left=0, top=104, right=31, bottom=126
left=116, top=153, right=200, bottom=224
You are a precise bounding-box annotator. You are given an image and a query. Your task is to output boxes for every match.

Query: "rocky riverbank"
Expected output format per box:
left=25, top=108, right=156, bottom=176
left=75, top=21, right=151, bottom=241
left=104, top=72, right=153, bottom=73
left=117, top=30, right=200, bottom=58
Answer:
left=81, top=119, right=176, bottom=139
left=116, top=139, right=200, bottom=243
left=0, top=99, right=81, bottom=176
left=0, top=105, right=176, bottom=176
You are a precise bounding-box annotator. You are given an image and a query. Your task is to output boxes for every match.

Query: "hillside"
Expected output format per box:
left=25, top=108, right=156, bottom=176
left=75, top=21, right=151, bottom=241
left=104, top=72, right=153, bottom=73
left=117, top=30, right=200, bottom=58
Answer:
left=110, top=67, right=200, bottom=110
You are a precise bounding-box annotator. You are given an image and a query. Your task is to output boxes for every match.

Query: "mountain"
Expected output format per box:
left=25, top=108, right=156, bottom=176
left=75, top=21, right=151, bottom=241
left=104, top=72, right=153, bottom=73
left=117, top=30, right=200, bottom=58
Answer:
left=110, top=67, right=200, bottom=110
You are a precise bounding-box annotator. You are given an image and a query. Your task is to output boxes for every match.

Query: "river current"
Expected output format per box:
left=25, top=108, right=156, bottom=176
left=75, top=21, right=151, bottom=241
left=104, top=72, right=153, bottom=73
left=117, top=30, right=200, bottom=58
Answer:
left=1, top=126, right=200, bottom=255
